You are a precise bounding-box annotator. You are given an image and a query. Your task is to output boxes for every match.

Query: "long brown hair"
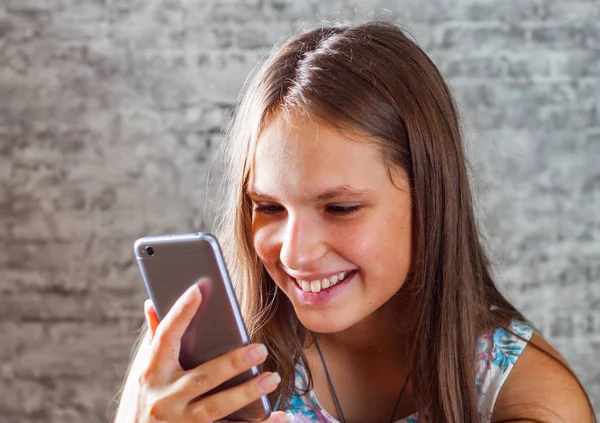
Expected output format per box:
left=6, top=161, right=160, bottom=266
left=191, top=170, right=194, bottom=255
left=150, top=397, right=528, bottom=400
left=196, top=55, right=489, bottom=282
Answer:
left=114, top=21, right=594, bottom=423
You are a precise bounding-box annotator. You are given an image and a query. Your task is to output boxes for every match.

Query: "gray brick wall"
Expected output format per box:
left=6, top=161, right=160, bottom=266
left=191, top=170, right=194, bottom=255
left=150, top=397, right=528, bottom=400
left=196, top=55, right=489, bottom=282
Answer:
left=0, top=0, right=598, bottom=421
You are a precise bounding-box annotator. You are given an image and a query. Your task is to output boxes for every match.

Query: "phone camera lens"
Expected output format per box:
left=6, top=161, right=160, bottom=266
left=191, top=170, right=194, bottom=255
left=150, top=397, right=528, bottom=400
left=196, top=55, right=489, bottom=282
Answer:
left=145, top=246, right=154, bottom=256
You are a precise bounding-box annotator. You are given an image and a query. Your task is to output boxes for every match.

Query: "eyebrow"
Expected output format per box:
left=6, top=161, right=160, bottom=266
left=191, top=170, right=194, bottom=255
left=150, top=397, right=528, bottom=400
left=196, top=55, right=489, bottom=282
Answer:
left=246, top=185, right=376, bottom=202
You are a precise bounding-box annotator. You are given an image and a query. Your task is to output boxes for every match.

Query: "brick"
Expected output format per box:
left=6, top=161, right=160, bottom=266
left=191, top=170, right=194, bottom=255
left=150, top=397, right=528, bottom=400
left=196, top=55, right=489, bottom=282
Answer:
left=0, top=379, right=47, bottom=415
left=0, top=322, right=46, bottom=360
left=435, top=23, right=527, bottom=51
left=4, top=0, right=62, bottom=14
left=460, top=0, right=546, bottom=22
left=210, top=0, right=265, bottom=23
left=433, top=53, right=505, bottom=79
left=263, top=0, right=319, bottom=22
left=6, top=324, right=141, bottom=379
left=550, top=311, right=600, bottom=338
left=236, top=26, right=272, bottom=50
left=529, top=22, right=600, bottom=50
left=551, top=50, right=600, bottom=78
left=0, top=290, right=145, bottom=323
left=192, top=51, right=264, bottom=102
left=0, top=17, right=16, bottom=38
left=544, top=0, right=600, bottom=22
left=434, top=52, right=553, bottom=80
left=453, top=81, right=592, bottom=130
left=186, top=25, right=235, bottom=50
left=503, top=53, right=553, bottom=79
left=538, top=105, right=597, bottom=131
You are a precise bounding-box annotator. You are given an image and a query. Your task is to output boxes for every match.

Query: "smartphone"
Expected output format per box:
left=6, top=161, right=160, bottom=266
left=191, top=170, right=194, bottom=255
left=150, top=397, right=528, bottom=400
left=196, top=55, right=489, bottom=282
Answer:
left=134, top=232, right=271, bottom=422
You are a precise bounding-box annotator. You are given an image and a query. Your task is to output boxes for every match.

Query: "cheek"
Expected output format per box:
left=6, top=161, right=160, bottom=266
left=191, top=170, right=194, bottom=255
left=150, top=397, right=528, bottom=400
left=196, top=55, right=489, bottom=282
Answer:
left=382, top=214, right=412, bottom=273
left=252, top=224, right=277, bottom=265
left=351, top=212, right=411, bottom=273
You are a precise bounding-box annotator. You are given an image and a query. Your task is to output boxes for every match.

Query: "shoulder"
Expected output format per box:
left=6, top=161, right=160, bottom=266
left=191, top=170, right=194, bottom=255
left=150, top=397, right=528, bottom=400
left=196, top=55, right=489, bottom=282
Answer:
left=492, top=332, right=593, bottom=423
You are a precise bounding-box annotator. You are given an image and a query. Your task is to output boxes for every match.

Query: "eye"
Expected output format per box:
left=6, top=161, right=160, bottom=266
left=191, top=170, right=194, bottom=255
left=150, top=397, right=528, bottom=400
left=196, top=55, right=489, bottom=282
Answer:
left=253, top=203, right=284, bottom=215
left=325, top=204, right=362, bottom=216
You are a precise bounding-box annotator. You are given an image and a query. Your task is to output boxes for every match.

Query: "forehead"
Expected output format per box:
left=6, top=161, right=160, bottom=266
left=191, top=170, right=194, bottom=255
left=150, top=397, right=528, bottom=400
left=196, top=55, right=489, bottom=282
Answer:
left=257, top=113, right=362, bottom=160
left=249, top=113, right=391, bottom=199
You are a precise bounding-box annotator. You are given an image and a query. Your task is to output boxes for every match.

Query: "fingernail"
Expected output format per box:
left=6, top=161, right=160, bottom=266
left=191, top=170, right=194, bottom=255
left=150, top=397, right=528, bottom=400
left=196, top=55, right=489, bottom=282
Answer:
left=257, top=372, right=281, bottom=392
left=245, top=343, right=268, bottom=363
left=275, top=412, right=295, bottom=423
left=185, top=284, right=201, bottom=304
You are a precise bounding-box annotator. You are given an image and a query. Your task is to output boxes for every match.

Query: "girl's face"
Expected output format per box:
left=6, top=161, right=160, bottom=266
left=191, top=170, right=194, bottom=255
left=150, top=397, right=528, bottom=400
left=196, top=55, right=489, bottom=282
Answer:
left=249, top=112, right=412, bottom=334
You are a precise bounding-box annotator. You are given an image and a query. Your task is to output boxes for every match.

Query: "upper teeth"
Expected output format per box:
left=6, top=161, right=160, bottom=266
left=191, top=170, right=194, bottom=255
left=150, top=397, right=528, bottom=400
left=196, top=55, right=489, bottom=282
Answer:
left=297, top=271, right=349, bottom=293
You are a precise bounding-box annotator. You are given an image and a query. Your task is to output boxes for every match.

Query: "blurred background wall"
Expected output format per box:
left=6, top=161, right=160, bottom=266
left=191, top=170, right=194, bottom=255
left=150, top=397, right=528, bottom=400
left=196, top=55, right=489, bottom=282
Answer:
left=0, top=0, right=598, bottom=421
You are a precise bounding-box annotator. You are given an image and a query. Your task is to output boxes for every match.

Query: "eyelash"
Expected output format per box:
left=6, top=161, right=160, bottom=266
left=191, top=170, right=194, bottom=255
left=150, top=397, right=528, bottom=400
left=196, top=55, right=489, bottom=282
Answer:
left=253, top=204, right=284, bottom=215
left=253, top=204, right=362, bottom=216
left=325, top=204, right=361, bottom=216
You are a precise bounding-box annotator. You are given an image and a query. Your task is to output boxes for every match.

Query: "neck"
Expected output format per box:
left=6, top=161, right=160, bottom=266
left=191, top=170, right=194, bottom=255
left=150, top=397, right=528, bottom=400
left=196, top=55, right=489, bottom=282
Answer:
left=305, top=294, right=416, bottom=423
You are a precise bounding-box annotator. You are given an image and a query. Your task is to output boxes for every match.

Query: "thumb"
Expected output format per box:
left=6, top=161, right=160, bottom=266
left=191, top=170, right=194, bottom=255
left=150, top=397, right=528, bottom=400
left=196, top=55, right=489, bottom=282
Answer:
left=144, top=299, right=160, bottom=338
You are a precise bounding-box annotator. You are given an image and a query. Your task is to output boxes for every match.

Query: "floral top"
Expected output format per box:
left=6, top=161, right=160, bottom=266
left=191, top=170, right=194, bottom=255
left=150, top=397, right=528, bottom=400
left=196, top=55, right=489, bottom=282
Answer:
left=281, top=320, right=534, bottom=423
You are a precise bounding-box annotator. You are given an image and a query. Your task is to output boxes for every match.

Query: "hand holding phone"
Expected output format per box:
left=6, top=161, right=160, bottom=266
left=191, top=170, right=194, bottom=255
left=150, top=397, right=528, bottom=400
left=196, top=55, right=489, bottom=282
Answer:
left=131, top=283, right=292, bottom=423
left=129, top=233, right=286, bottom=423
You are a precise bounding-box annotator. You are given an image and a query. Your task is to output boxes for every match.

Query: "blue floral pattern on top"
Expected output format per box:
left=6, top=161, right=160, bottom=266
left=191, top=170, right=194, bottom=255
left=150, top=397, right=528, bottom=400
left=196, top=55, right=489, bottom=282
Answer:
left=283, top=320, right=534, bottom=423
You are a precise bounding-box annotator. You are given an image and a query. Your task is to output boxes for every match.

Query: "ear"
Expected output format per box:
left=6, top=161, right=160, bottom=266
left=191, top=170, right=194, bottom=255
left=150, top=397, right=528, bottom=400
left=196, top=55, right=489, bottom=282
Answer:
left=144, top=299, right=160, bottom=338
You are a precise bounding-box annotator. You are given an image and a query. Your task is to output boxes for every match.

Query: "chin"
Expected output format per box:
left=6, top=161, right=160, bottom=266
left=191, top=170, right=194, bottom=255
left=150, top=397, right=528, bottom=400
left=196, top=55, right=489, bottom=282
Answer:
left=294, top=309, right=355, bottom=334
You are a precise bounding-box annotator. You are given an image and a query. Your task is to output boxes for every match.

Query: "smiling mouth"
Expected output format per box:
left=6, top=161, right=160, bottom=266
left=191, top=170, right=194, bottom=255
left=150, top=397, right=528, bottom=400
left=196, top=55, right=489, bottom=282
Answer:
left=294, top=270, right=356, bottom=293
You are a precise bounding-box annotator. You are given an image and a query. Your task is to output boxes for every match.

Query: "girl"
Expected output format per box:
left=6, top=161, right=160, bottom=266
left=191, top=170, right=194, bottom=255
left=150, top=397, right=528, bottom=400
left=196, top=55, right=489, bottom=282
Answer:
left=115, top=21, right=595, bottom=423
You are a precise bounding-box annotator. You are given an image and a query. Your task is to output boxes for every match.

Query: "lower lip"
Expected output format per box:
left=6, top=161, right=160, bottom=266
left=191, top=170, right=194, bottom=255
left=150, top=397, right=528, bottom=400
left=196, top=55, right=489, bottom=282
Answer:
left=293, top=271, right=357, bottom=306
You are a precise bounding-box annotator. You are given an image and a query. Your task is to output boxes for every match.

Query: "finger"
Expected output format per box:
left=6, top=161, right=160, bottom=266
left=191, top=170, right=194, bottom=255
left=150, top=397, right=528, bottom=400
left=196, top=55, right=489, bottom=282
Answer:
left=221, top=411, right=295, bottom=423
left=144, top=299, right=160, bottom=338
left=189, top=372, right=282, bottom=423
left=263, top=411, right=295, bottom=423
left=150, top=282, right=203, bottom=365
left=176, top=343, right=269, bottom=402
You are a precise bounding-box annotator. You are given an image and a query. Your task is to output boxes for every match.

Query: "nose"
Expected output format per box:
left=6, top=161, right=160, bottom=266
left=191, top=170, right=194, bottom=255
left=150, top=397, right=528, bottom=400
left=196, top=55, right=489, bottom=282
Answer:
left=279, top=212, right=327, bottom=271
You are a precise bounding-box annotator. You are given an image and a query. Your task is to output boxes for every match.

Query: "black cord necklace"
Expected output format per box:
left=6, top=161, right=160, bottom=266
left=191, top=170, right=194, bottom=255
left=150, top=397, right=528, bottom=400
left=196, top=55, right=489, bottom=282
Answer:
left=313, top=334, right=411, bottom=423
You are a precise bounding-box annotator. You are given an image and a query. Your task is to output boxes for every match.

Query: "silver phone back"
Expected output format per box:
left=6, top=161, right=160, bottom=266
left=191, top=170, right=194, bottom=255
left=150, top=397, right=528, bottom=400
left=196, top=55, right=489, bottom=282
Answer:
left=134, top=232, right=271, bottom=422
